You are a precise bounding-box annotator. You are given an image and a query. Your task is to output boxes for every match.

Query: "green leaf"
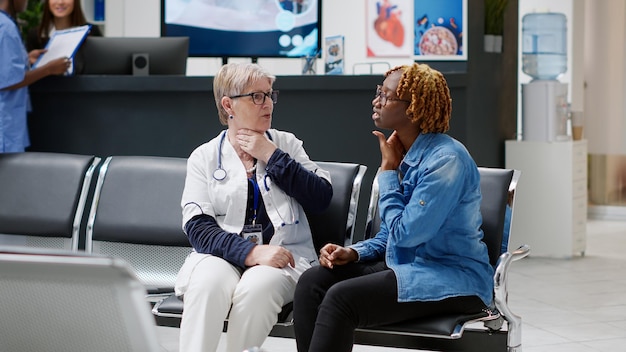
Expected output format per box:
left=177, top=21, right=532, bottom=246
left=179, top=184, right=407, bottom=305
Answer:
left=485, top=0, right=508, bottom=35
left=17, top=0, right=43, bottom=43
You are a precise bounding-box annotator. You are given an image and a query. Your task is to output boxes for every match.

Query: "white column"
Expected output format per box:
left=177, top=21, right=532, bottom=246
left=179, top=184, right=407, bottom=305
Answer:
left=124, top=0, right=160, bottom=37
left=104, top=0, right=125, bottom=36
left=584, top=0, right=626, bottom=155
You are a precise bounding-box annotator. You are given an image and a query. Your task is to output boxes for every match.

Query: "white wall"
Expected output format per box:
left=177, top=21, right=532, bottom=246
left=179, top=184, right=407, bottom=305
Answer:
left=518, top=0, right=625, bottom=155
left=517, top=0, right=584, bottom=138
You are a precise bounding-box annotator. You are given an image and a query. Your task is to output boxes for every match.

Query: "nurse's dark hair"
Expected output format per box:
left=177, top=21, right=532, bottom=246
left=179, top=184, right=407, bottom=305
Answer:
left=5, top=0, right=16, bottom=18
left=37, top=0, right=89, bottom=42
left=386, top=63, right=451, bottom=133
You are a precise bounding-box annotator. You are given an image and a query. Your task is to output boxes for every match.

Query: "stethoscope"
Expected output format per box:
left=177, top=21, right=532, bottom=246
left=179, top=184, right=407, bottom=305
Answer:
left=213, top=130, right=273, bottom=181
left=213, top=130, right=299, bottom=226
left=212, top=131, right=228, bottom=181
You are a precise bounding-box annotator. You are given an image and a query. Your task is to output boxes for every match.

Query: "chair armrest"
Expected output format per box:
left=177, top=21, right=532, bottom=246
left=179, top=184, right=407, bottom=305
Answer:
left=493, top=244, right=530, bottom=351
left=152, top=294, right=183, bottom=318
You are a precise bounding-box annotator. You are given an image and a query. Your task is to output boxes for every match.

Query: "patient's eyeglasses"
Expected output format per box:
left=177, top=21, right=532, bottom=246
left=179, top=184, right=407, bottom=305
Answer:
left=230, top=91, right=279, bottom=105
left=375, top=85, right=410, bottom=106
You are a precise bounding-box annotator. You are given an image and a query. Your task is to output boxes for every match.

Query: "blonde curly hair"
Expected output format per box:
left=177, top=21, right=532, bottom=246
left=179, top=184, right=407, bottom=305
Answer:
left=386, top=63, right=452, bottom=133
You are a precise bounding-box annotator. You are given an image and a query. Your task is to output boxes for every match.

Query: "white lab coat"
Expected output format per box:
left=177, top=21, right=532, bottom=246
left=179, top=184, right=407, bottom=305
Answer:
left=175, top=128, right=330, bottom=352
left=178, top=128, right=330, bottom=282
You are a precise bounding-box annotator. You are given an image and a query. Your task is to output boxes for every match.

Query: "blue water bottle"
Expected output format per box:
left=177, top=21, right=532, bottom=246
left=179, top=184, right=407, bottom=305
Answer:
left=521, top=12, right=567, bottom=80
left=94, top=0, right=105, bottom=22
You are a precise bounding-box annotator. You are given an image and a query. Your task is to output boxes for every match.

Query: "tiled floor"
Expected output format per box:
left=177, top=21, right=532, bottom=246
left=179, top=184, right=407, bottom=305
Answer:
left=156, top=219, right=626, bottom=352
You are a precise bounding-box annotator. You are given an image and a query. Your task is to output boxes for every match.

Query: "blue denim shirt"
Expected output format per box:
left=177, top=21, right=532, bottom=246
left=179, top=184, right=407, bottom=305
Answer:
left=350, top=133, right=494, bottom=305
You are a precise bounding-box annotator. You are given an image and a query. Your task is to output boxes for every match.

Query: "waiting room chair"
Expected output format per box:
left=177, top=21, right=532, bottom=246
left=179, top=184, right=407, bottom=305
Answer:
left=85, top=156, right=192, bottom=299
left=0, top=247, right=162, bottom=352
left=151, top=161, right=368, bottom=329
left=353, top=167, right=528, bottom=352
left=0, top=152, right=100, bottom=251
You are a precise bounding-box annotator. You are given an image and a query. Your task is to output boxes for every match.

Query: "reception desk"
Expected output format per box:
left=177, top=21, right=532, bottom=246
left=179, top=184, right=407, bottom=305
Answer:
left=28, top=73, right=507, bottom=240
left=27, top=74, right=472, bottom=161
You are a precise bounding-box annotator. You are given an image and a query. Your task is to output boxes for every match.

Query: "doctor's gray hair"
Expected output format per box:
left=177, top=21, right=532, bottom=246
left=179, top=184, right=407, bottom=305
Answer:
left=213, top=63, right=276, bottom=125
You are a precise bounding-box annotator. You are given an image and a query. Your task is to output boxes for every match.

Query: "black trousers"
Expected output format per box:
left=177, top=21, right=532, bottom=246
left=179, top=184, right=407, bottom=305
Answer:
left=293, top=261, right=486, bottom=352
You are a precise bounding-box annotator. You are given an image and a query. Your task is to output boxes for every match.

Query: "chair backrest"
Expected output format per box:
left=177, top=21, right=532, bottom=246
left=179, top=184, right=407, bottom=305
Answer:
left=364, top=167, right=518, bottom=267
left=0, top=247, right=162, bottom=352
left=306, top=162, right=367, bottom=252
left=86, top=156, right=191, bottom=293
left=0, top=152, right=100, bottom=251
left=477, top=167, right=517, bottom=266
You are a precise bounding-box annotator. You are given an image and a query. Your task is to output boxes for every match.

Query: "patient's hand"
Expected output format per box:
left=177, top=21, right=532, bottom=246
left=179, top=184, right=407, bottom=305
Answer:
left=319, top=243, right=358, bottom=269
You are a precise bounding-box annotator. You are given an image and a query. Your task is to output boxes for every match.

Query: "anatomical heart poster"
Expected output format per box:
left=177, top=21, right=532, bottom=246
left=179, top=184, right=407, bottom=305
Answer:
left=414, top=0, right=467, bottom=60
left=366, top=0, right=413, bottom=57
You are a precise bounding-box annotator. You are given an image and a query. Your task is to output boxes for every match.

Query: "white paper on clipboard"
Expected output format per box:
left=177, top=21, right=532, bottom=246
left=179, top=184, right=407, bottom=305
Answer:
left=32, top=25, right=91, bottom=74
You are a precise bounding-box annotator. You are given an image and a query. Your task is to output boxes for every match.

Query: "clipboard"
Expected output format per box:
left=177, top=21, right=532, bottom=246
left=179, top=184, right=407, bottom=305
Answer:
left=32, top=24, right=92, bottom=75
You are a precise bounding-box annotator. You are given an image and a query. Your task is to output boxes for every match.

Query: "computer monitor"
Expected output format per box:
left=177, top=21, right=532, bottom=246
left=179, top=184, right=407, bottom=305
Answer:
left=79, top=37, right=189, bottom=75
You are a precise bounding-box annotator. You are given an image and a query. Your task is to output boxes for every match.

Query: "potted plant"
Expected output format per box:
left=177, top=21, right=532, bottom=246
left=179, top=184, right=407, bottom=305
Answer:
left=484, top=0, right=508, bottom=52
left=17, top=0, right=43, bottom=43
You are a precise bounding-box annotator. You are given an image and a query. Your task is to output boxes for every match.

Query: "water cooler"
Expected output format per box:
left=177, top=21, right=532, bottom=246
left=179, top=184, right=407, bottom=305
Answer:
left=521, top=12, right=570, bottom=142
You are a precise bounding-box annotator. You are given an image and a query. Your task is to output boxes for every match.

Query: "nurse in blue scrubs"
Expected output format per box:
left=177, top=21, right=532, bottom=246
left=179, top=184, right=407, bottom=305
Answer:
left=0, top=0, right=69, bottom=152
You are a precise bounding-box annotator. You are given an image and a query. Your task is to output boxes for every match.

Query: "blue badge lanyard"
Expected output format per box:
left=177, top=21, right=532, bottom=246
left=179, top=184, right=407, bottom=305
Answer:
left=248, top=177, right=260, bottom=225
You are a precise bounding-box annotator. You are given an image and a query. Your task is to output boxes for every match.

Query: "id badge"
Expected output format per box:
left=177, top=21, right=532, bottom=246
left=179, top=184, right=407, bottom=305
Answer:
left=241, top=224, right=263, bottom=245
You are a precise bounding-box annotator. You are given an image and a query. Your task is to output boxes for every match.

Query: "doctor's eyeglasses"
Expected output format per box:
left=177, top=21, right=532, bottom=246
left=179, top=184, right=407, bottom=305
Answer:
left=375, top=85, right=410, bottom=107
left=230, top=90, right=279, bottom=105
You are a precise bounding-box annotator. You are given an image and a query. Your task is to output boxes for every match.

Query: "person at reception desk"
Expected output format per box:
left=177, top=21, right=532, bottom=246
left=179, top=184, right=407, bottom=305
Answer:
left=25, top=0, right=101, bottom=74
left=26, top=0, right=101, bottom=51
left=174, top=63, right=333, bottom=352
left=0, top=0, right=70, bottom=153
left=293, top=63, right=494, bottom=352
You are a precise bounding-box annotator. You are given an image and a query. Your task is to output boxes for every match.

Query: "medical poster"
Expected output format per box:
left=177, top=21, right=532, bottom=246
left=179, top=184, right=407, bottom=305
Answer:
left=366, top=0, right=413, bottom=58
left=414, top=0, right=467, bottom=60
left=325, top=35, right=344, bottom=75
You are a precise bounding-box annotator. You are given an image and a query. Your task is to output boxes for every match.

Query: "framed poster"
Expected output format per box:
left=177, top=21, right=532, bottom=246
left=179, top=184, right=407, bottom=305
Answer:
left=325, top=35, right=345, bottom=75
left=413, top=0, right=467, bottom=60
left=366, top=0, right=413, bottom=58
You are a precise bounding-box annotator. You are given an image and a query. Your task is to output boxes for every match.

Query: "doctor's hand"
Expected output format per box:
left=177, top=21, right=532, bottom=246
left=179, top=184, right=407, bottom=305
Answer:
left=236, top=129, right=277, bottom=163
left=245, top=245, right=295, bottom=268
left=319, top=243, right=358, bottom=269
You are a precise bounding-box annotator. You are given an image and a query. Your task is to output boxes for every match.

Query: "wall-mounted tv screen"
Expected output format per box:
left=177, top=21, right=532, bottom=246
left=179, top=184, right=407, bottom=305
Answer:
left=161, top=0, right=321, bottom=58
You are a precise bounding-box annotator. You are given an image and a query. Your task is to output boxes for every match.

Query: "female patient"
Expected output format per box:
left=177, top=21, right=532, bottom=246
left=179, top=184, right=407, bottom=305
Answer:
left=293, top=63, right=494, bottom=352
left=175, top=62, right=332, bottom=352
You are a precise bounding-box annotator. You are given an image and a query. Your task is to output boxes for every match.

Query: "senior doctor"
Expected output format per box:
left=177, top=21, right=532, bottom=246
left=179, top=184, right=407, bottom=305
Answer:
left=175, top=62, right=333, bottom=352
